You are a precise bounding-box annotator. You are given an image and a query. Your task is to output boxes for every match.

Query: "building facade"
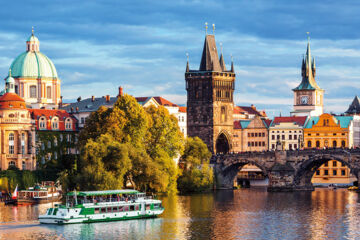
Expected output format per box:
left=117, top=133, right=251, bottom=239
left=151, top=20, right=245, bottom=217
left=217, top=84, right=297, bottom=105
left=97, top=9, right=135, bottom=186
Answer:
left=6, top=29, right=61, bottom=109
left=268, top=116, right=307, bottom=150
left=0, top=72, right=36, bottom=170
left=233, top=116, right=270, bottom=152
left=304, top=113, right=353, bottom=149
left=311, top=160, right=356, bottom=186
left=291, top=38, right=324, bottom=117
left=185, top=33, right=235, bottom=153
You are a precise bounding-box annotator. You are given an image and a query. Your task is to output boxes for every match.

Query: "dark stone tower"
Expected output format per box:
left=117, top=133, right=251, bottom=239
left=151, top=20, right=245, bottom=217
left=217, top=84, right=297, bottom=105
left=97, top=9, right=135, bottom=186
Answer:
left=185, top=33, right=235, bottom=153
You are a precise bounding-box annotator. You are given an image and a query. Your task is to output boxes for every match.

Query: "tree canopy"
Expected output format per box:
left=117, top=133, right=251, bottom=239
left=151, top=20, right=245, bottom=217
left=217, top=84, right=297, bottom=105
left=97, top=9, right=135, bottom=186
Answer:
left=74, top=94, right=184, bottom=193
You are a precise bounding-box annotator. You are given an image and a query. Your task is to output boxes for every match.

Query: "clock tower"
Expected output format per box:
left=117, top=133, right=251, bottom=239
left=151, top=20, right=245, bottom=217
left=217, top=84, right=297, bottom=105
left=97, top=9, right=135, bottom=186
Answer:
left=291, top=37, right=324, bottom=117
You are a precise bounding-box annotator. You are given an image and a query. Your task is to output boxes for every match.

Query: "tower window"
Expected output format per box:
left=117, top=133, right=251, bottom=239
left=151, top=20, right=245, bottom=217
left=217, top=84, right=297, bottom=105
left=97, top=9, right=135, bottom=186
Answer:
left=9, top=133, right=14, bottom=154
left=30, top=86, right=37, bottom=98
left=47, top=86, right=52, bottom=99
left=221, top=107, right=226, bottom=123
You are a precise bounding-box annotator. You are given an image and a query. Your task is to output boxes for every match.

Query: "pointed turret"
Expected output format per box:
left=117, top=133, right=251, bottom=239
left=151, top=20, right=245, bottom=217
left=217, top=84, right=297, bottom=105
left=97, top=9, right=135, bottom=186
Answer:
left=293, top=36, right=321, bottom=91
left=230, top=56, right=234, bottom=73
left=199, top=34, right=221, bottom=71
left=219, top=54, right=227, bottom=71
left=345, top=96, right=360, bottom=115
left=5, top=69, right=15, bottom=93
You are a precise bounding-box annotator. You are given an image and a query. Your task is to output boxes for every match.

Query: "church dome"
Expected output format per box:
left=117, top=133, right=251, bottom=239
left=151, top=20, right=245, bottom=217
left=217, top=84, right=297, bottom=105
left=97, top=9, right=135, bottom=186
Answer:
left=9, top=30, right=58, bottom=79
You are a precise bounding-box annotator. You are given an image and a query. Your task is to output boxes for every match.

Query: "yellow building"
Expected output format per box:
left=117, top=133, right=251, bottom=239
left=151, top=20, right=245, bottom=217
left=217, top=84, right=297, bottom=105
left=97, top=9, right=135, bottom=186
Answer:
left=304, top=113, right=355, bottom=185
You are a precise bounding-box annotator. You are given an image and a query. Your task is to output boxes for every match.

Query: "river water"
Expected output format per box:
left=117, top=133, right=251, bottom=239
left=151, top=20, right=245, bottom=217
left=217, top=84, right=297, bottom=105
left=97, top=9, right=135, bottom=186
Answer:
left=1, top=188, right=360, bottom=240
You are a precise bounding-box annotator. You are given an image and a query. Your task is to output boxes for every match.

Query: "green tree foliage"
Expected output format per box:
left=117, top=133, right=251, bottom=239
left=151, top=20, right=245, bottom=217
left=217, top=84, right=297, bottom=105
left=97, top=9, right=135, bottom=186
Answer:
left=177, top=137, right=213, bottom=192
left=75, top=94, right=184, bottom=193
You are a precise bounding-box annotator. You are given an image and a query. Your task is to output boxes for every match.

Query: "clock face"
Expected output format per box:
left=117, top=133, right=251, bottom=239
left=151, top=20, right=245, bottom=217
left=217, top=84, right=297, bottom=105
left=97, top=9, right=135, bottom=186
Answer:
left=301, top=96, right=309, bottom=104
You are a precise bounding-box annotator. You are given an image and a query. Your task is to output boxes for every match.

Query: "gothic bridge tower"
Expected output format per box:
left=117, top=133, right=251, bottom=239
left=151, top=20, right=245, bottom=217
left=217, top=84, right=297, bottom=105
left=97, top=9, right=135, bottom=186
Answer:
left=185, top=30, right=235, bottom=153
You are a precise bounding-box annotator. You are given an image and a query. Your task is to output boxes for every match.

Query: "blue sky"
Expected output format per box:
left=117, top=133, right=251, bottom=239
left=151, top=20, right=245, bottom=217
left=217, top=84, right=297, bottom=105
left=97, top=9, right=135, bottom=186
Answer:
left=1, top=0, right=360, bottom=117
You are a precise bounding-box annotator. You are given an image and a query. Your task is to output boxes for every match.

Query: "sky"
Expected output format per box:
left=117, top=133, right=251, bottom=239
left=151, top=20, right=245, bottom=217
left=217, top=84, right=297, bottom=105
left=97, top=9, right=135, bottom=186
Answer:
left=1, top=0, right=360, bottom=117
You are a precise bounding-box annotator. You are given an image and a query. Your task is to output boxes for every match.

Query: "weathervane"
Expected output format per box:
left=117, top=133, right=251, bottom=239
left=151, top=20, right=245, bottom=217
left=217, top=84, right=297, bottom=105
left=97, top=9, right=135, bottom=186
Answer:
left=205, top=22, right=208, bottom=35
left=306, top=32, right=310, bottom=42
left=32, top=26, right=34, bottom=35
left=212, top=24, right=215, bottom=34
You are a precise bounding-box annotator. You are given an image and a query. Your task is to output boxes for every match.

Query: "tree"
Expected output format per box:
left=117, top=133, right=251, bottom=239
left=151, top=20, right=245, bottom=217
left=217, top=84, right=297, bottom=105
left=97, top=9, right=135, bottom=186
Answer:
left=177, top=137, right=213, bottom=192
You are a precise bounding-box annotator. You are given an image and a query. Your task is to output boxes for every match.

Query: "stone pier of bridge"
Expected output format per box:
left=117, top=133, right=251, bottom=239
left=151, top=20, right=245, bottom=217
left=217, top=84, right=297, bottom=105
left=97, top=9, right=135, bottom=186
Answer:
left=211, top=149, right=360, bottom=191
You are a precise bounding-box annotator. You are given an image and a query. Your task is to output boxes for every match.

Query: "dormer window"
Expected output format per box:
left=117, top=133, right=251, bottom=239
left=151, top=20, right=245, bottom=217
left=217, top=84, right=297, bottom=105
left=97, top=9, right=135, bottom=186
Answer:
left=39, top=116, right=47, bottom=130
left=65, top=118, right=72, bottom=130
left=51, top=117, right=59, bottom=130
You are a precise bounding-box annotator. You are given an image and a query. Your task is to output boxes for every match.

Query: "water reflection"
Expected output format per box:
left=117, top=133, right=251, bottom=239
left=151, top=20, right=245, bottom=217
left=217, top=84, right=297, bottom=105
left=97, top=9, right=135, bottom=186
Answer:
left=1, top=189, right=360, bottom=239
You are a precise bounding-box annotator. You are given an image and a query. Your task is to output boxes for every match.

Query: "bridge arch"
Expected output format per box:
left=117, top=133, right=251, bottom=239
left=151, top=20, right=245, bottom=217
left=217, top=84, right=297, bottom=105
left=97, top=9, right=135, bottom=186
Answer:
left=294, top=155, right=359, bottom=189
left=215, top=131, right=231, bottom=154
left=217, top=158, right=269, bottom=189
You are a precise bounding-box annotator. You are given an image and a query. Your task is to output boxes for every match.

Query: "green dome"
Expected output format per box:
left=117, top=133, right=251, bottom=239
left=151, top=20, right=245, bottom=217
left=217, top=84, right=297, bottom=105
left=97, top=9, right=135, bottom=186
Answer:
left=10, top=51, right=58, bottom=79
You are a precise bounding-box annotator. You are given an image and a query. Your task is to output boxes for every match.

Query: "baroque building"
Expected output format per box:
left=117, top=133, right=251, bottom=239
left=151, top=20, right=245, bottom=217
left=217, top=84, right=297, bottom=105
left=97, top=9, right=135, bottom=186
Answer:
left=0, top=71, right=36, bottom=170
left=185, top=33, right=235, bottom=153
left=5, top=29, right=61, bottom=109
left=291, top=38, right=324, bottom=117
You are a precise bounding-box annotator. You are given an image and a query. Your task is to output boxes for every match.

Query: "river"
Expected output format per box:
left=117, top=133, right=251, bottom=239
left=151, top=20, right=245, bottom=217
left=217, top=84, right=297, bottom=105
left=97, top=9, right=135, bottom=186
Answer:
left=0, top=188, right=360, bottom=240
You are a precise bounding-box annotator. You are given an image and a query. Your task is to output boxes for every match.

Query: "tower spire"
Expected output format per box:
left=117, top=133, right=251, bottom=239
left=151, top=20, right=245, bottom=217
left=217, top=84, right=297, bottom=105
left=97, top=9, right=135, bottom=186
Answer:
left=230, top=55, right=234, bottom=73
left=186, top=53, right=190, bottom=72
left=205, top=22, right=208, bottom=35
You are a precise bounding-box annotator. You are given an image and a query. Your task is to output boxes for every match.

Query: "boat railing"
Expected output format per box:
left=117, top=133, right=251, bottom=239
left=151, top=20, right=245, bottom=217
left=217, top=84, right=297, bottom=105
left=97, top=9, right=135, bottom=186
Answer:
left=79, top=196, right=153, bottom=205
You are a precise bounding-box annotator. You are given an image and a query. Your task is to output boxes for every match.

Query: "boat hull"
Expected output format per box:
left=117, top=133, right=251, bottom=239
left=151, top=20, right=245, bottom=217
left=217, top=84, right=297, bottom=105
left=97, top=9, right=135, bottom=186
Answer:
left=18, top=196, right=61, bottom=204
left=39, top=209, right=164, bottom=225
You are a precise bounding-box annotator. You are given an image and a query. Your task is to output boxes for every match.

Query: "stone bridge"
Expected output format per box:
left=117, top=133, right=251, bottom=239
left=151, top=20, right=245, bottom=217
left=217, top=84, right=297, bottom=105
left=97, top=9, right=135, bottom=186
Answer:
left=211, top=149, right=360, bottom=191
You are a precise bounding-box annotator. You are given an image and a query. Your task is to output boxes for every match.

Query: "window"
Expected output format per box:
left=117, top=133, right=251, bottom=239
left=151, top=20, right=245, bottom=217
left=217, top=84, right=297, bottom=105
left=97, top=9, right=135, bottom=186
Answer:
left=308, top=133, right=311, bottom=136
left=272, top=144, right=275, bottom=149
left=65, top=118, right=72, bottom=130
left=324, top=162, right=328, bottom=167
left=248, top=133, right=251, bottom=137
left=333, top=141, right=337, bottom=148
left=294, top=144, right=297, bottom=149
left=333, top=161, right=337, bottom=167
left=341, top=140, right=346, bottom=147
left=333, top=170, right=337, bottom=176
left=282, top=135, right=285, bottom=140
left=81, top=117, right=85, bottom=124
left=277, top=135, right=280, bottom=140
left=221, top=107, right=226, bottom=123
left=39, top=117, right=47, bottom=129
left=9, top=161, right=16, bottom=167
left=341, top=170, right=346, bottom=176
left=30, top=85, right=37, bottom=98
left=294, top=135, right=297, bottom=140
left=289, top=135, right=292, bottom=140
left=51, top=117, right=59, bottom=130
left=289, top=144, right=292, bottom=150
left=307, top=141, right=312, bottom=148
left=248, top=142, right=251, bottom=147
left=324, top=170, right=329, bottom=175
left=251, top=133, right=254, bottom=137
left=316, top=141, right=320, bottom=148
left=9, top=133, right=14, bottom=154
left=272, top=135, right=275, bottom=140
left=316, top=170, right=320, bottom=175
left=46, top=86, right=51, bottom=99
left=333, top=133, right=337, bottom=136
left=21, top=133, right=25, bottom=154
left=22, top=161, right=26, bottom=170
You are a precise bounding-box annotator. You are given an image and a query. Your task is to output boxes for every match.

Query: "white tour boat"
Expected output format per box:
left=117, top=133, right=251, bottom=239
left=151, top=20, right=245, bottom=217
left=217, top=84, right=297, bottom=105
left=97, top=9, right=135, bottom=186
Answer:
left=38, top=189, right=164, bottom=224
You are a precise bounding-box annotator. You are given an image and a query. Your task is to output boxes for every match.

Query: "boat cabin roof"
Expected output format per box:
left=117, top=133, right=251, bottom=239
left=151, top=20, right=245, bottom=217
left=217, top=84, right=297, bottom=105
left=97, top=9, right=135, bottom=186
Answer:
left=67, top=189, right=140, bottom=197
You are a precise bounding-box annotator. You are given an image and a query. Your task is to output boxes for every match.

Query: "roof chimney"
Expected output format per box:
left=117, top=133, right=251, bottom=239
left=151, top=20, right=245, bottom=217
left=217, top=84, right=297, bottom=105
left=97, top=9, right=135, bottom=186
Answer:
left=91, top=96, right=95, bottom=102
left=106, top=95, right=110, bottom=102
left=118, top=86, right=123, bottom=97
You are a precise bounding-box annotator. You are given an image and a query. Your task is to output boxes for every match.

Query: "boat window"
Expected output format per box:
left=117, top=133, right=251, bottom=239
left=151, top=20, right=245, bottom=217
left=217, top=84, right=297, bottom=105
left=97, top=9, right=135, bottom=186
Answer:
left=119, top=206, right=123, bottom=212
left=146, top=204, right=150, bottom=210
left=124, top=206, right=129, bottom=211
left=53, top=208, right=58, bottom=215
left=112, top=207, right=118, bottom=212
left=130, top=205, right=135, bottom=211
left=48, top=208, right=53, bottom=215
left=94, top=208, right=100, bottom=214
left=107, top=207, right=112, bottom=213
left=135, top=205, right=140, bottom=211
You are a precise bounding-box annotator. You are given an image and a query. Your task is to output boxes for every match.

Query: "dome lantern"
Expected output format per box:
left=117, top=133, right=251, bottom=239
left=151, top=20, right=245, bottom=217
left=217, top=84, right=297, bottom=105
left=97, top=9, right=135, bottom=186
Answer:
left=5, top=69, right=15, bottom=93
left=26, top=27, right=40, bottom=52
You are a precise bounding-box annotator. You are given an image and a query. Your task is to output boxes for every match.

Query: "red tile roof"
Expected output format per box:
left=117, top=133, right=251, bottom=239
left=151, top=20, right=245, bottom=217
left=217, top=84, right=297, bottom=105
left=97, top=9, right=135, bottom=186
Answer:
left=29, top=109, right=77, bottom=131
left=271, top=116, right=307, bottom=126
left=179, top=106, right=187, bottom=113
left=234, top=121, right=242, bottom=129
left=0, top=93, right=26, bottom=109
left=263, top=119, right=272, bottom=128
left=136, top=96, right=179, bottom=107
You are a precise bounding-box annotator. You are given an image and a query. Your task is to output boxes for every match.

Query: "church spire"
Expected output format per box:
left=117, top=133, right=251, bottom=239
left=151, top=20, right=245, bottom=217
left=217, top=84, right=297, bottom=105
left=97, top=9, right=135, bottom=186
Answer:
left=199, top=31, right=221, bottom=71
left=219, top=43, right=227, bottom=71
left=293, top=33, right=321, bottom=91
left=26, top=27, right=40, bottom=52
left=230, top=55, right=234, bottom=73
left=186, top=53, right=190, bottom=72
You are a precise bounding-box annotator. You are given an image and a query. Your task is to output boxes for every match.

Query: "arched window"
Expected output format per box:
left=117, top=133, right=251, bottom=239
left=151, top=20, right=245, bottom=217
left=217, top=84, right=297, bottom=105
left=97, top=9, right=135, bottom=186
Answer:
left=39, top=117, right=47, bottom=130
left=30, top=85, right=37, bottom=98
left=307, top=141, right=312, bottom=148
left=51, top=117, right=59, bottom=130
left=333, top=141, right=337, bottom=148
left=342, top=140, right=346, bottom=147
left=316, top=141, right=320, bottom=148
left=21, top=133, right=25, bottom=154
left=22, top=161, right=26, bottom=170
left=9, top=161, right=16, bottom=167
left=46, top=86, right=51, bottom=99
left=221, top=107, right=226, bottom=123
left=65, top=118, right=72, bottom=130
left=9, top=133, right=14, bottom=154
left=324, top=140, right=329, bottom=147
